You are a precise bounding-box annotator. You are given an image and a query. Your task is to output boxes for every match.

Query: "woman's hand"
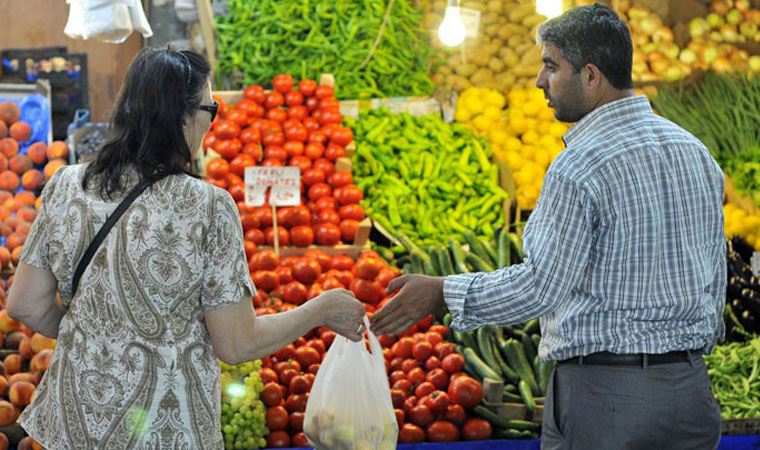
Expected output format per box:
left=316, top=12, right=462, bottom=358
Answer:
left=313, top=289, right=366, bottom=341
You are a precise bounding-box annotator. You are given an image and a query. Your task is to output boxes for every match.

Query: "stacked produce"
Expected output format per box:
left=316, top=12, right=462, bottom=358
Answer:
left=219, top=360, right=268, bottom=450
left=395, top=229, right=547, bottom=439
left=689, top=0, right=760, bottom=45
left=724, top=203, right=760, bottom=250
left=725, top=237, right=760, bottom=340
left=215, top=0, right=434, bottom=99
left=348, top=108, right=509, bottom=246
left=705, top=337, right=760, bottom=419
left=426, top=0, right=546, bottom=95
left=653, top=74, right=760, bottom=211
left=203, top=75, right=366, bottom=249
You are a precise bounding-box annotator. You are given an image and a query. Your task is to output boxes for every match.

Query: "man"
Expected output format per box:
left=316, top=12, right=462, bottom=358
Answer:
left=370, top=3, right=725, bottom=449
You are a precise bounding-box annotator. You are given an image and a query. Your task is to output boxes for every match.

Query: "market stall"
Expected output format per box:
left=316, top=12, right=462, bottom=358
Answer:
left=0, top=0, right=759, bottom=448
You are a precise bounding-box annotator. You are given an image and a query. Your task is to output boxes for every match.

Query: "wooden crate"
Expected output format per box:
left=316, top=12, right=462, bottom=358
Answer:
left=482, top=378, right=544, bottom=423
left=722, top=418, right=760, bottom=435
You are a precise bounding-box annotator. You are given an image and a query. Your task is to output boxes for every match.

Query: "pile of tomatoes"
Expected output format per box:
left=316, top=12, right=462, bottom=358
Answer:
left=250, top=249, right=491, bottom=447
left=204, top=75, right=366, bottom=249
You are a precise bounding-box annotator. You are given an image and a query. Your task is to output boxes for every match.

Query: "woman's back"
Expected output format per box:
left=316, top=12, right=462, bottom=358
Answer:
left=18, top=164, right=254, bottom=449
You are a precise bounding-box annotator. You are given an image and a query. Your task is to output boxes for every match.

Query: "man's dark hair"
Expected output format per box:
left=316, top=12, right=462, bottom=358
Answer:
left=537, top=3, right=634, bottom=90
left=82, top=48, right=210, bottom=199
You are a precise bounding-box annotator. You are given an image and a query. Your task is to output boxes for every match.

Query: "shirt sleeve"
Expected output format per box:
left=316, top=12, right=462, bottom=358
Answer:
left=708, top=240, right=727, bottom=349
left=444, top=172, right=595, bottom=330
left=201, top=187, right=257, bottom=311
left=19, top=167, right=66, bottom=269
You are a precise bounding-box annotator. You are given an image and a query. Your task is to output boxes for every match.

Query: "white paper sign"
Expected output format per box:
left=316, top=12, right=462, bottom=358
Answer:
left=245, top=167, right=301, bottom=207
left=460, top=7, right=481, bottom=39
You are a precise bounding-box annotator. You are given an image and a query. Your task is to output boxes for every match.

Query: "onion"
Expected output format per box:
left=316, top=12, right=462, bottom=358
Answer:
left=710, top=0, right=730, bottom=16
left=638, top=16, right=661, bottom=35
left=749, top=55, right=760, bottom=72
left=726, top=9, right=743, bottom=25
left=679, top=48, right=698, bottom=65
left=689, top=18, right=710, bottom=38
left=706, top=13, right=725, bottom=29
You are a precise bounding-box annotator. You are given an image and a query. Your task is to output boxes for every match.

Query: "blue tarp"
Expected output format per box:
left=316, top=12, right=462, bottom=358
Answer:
left=277, top=435, right=760, bottom=450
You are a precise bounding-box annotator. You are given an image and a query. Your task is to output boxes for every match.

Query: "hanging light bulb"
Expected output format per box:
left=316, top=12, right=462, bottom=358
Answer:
left=438, top=1, right=466, bottom=47
left=536, top=0, right=564, bottom=19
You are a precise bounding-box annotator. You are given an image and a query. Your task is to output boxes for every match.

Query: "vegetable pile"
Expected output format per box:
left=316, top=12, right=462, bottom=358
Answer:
left=203, top=75, right=367, bottom=249
left=220, top=360, right=269, bottom=449
left=425, top=0, right=546, bottom=95
left=705, top=337, right=760, bottom=419
left=215, top=0, right=435, bottom=99
left=725, top=237, right=760, bottom=340
left=348, top=108, right=509, bottom=246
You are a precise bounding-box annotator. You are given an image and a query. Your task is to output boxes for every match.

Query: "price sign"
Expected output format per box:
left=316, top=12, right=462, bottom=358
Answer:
left=244, top=167, right=301, bottom=207
left=460, top=7, right=481, bottom=39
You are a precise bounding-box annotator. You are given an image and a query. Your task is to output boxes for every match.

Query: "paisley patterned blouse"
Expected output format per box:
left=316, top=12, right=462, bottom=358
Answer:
left=18, top=164, right=255, bottom=449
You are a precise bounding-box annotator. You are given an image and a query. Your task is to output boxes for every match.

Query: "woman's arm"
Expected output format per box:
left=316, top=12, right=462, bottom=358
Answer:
left=7, top=262, right=65, bottom=338
left=204, top=289, right=365, bottom=365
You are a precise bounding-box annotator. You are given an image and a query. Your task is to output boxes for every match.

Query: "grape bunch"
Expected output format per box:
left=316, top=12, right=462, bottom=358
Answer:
left=219, top=360, right=269, bottom=449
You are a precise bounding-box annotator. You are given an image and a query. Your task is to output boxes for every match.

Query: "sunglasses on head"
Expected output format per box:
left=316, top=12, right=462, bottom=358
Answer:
left=198, top=101, right=219, bottom=122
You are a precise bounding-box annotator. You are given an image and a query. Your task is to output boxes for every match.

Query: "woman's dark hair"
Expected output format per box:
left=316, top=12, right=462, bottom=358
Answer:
left=537, top=3, right=634, bottom=90
left=82, top=48, right=211, bottom=199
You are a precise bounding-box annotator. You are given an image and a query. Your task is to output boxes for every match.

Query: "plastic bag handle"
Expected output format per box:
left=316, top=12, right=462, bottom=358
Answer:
left=363, top=316, right=385, bottom=367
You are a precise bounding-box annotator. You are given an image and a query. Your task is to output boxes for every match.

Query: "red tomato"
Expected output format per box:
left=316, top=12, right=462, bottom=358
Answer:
left=335, top=185, right=363, bottom=205
left=266, top=405, right=289, bottom=430
left=331, top=127, right=354, bottom=145
left=298, top=79, right=317, bottom=96
left=244, top=228, right=265, bottom=245
left=425, top=356, right=442, bottom=371
left=389, top=370, right=407, bottom=386
left=308, top=131, right=328, bottom=145
left=272, top=74, right=294, bottom=93
left=318, top=209, right=341, bottom=225
left=284, top=123, right=308, bottom=142
left=289, top=225, right=314, bottom=247
left=285, top=394, right=308, bottom=413
left=285, top=90, right=303, bottom=106
left=238, top=127, right=261, bottom=145
left=213, top=120, right=241, bottom=140
left=313, top=223, right=340, bottom=245
left=395, top=337, right=415, bottom=359
left=242, top=142, right=263, bottom=161
left=215, top=139, right=243, bottom=160
left=291, top=432, right=308, bottom=447
left=266, top=107, right=288, bottom=123
left=436, top=342, right=457, bottom=360
left=429, top=391, right=450, bottom=414
left=326, top=256, right=351, bottom=273
left=353, top=257, right=384, bottom=280
left=324, top=143, right=346, bottom=162
left=412, top=341, right=433, bottom=363
left=288, top=206, right=311, bottom=226
left=286, top=411, right=305, bottom=433
left=463, top=417, right=492, bottom=440
left=399, top=423, right=426, bottom=443
left=265, top=92, right=285, bottom=109
left=262, top=146, right=286, bottom=163
left=266, top=430, right=291, bottom=448
left=282, top=281, right=308, bottom=305
left=307, top=363, right=320, bottom=375
left=395, top=409, right=406, bottom=427
left=328, top=173, right=353, bottom=190
left=441, top=353, right=465, bottom=374
left=244, top=85, right=266, bottom=103
left=202, top=133, right=218, bottom=151
left=409, top=405, right=434, bottom=427
left=315, top=85, right=334, bottom=99
left=407, top=367, right=426, bottom=386
left=206, top=158, right=230, bottom=179
left=426, top=420, right=460, bottom=442
left=375, top=268, right=398, bottom=289
left=259, top=368, right=279, bottom=384
left=304, top=249, right=332, bottom=271
left=227, top=109, right=249, bottom=127
left=307, top=183, right=332, bottom=202
left=315, top=196, right=338, bottom=212
left=401, top=358, right=420, bottom=373
left=321, top=123, right=339, bottom=139
left=448, top=376, right=483, bottom=409
left=292, top=258, right=322, bottom=285
left=274, top=345, right=297, bottom=362
left=304, top=142, right=325, bottom=160
left=295, top=345, right=321, bottom=368
left=349, top=278, right=383, bottom=303
left=265, top=227, right=290, bottom=246
left=244, top=240, right=257, bottom=259
left=250, top=250, right=279, bottom=271
left=311, top=159, right=334, bottom=177
left=275, top=266, right=293, bottom=285
left=339, top=219, right=359, bottom=242
left=275, top=207, right=293, bottom=228
left=415, top=381, right=436, bottom=399
left=261, top=158, right=285, bottom=167
left=240, top=214, right=260, bottom=232
left=229, top=153, right=254, bottom=178
left=284, top=141, right=305, bottom=157
left=288, top=105, right=308, bottom=121
left=427, top=368, right=449, bottom=390
left=307, top=339, right=325, bottom=355
left=251, top=271, right=279, bottom=292
left=403, top=396, right=418, bottom=416
left=319, top=108, right=342, bottom=125
left=391, top=389, right=407, bottom=409
left=289, top=155, right=312, bottom=173
left=303, top=115, right=320, bottom=130
left=261, top=382, right=283, bottom=407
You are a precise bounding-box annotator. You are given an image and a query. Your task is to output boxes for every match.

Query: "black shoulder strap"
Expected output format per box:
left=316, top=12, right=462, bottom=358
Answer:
left=71, top=178, right=155, bottom=297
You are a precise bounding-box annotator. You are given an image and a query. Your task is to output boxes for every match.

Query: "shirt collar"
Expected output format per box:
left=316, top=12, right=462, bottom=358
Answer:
left=563, top=95, right=653, bottom=146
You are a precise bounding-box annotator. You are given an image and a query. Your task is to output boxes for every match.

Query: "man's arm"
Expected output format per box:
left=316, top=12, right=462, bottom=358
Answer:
left=372, top=172, right=596, bottom=336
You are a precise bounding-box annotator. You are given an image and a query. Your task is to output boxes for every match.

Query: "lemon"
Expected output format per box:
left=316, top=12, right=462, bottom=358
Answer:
left=455, top=108, right=473, bottom=123
left=522, top=129, right=539, bottom=145
left=506, top=152, right=524, bottom=171
left=754, top=236, right=760, bottom=251
left=509, top=89, right=528, bottom=106
left=486, top=90, right=506, bottom=108
left=483, top=107, right=502, bottom=122
left=472, top=114, right=494, bottom=132
left=461, top=96, right=485, bottom=114
left=550, top=147, right=564, bottom=160
left=535, top=148, right=553, bottom=168
left=509, top=115, right=527, bottom=135
left=549, top=122, right=568, bottom=138
left=539, top=107, right=555, bottom=121
left=490, top=128, right=509, bottom=145
left=537, top=121, right=551, bottom=135
left=525, top=118, right=539, bottom=132
left=528, top=88, right=545, bottom=102
left=519, top=145, right=537, bottom=160
left=522, top=101, right=541, bottom=118
left=746, top=216, right=760, bottom=231
left=504, top=136, right=523, bottom=153
left=539, top=134, right=557, bottom=149
left=729, top=209, right=747, bottom=224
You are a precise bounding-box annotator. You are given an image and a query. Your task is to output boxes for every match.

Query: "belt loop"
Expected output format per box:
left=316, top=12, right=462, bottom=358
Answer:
left=578, top=355, right=584, bottom=366
left=642, top=354, right=648, bottom=370
left=687, top=349, right=694, bottom=367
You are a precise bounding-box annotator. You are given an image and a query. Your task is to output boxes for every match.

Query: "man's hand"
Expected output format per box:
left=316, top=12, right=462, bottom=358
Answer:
left=370, top=274, right=445, bottom=336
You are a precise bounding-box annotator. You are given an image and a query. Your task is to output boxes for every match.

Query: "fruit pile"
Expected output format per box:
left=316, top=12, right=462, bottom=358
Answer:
left=689, top=0, right=760, bottom=45
left=219, top=360, right=269, bottom=450
left=203, top=75, right=367, bottom=249
left=425, top=0, right=547, bottom=95
left=724, top=203, right=760, bottom=250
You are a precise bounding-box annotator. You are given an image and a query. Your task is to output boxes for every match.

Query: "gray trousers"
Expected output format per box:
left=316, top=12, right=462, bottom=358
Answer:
left=541, top=355, right=721, bottom=450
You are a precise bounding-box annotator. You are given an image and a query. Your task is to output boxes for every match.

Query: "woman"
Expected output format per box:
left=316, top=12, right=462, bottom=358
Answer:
left=7, top=48, right=366, bottom=449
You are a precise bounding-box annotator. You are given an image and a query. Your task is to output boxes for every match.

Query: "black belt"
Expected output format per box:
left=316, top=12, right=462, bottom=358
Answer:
left=559, top=349, right=702, bottom=366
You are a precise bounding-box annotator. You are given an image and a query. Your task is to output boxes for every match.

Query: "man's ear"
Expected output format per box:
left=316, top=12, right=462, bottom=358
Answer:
left=583, top=63, right=603, bottom=92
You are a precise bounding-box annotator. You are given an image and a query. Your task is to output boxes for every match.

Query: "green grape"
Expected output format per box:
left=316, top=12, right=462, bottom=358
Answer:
left=219, top=359, right=269, bottom=449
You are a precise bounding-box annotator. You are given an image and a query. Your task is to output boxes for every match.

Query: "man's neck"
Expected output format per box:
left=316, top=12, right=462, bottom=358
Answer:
left=591, top=88, right=636, bottom=111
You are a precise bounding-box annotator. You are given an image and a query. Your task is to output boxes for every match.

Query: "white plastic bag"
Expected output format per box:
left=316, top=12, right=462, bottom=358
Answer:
left=304, top=317, right=398, bottom=450
left=64, top=0, right=153, bottom=43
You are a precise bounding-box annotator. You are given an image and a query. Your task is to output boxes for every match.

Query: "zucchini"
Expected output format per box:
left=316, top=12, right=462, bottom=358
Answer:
left=537, top=358, right=554, bottom=396
left=489, top=333, right=520, bottom=384
left=502, top=389, right=523, bottom=403
left=522, top=319, right=540, bottom=335
left=508, top=232, right=524, bottom=263
left=518, top=379, right=536, bottom=411
left=463, top=347, right=503, bottom=382
left=476, top=328, right=502, bottom=377
left=494, top=429, right=536, bottom=439
left=465, top=253, right=495, bottom=272
left=437, top=247, right=456, bottom=275
left=451, top=329, right=464, bottom=344
left=464, top=231, right=497, bottom=266
left=410, top=252, right=424, bottom=274
left=480, top=237, right=499, bottom=267
left=503, top=383, right=517, bottom=393
left=501, top=339, right=540, bottom=395
left=443, top=313, right=453, bottom=328
left=474, top=406, right=540, bottom=431
left=448, top=238, right=470, bottom=273
left=521, top=333, right=537, bottom=364
left=460, top=331, right=478, bottom=350
left=497, top=227, right=511, bottom=268
left=425, top=247, right=443, bottom=276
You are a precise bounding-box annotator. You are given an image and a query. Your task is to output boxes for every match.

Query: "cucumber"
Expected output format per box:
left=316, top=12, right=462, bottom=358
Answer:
left=480, top=238, right=499, bottom=268
left=451, top=329, right=464, bottom=344
left=494, top=429, right=536, bottom=439
left=465, top=253, right=495, bottom=272
left=402, top=262, right=412, bottom=274
left=460, top=331, right=478, bottom=350
left=474, top=406, right=541, bottom=431
left=538, top=359, right=554, bottom=396
left=518, top=379, right=536, bottom=411
left=397, top=231, right=431, bottom=263
left=443, top=313, right=453, bottom=328
left=522, top=318, right=540, bottom=335
left=463, top=358, right=482, bottom=382
left=448, top=238, right=470, bottom=273
left=410, top=252, right=424, bottom=274
left=437, top=247, right=456, bottom=275
left=507, top=232, right=524, bottom=262
left=534, top=397, right=545, bottom=405
left=509, top=327, right=527, bottom=340
left=501, top=339, right=540, bottom=395
left=503, top=383, right=517, bottom=393
left=497, top=228, right=511, bottom=268
left=476, top=328, right=502, bottom=377
left=425, top=247, right=443, bottom=276
left=521, top=333, right=537, bottom=364
left=464, top=231, right=497, bottom=266
left=502, top=389, right=523, bottom=403
left=463, top=347, right=503, bottom=382
left=489, top=333, right=520, bottom=385
left=532, top=334, right=541, bottom=353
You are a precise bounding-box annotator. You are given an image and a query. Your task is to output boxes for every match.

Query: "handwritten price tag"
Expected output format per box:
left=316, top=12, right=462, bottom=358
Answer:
left=245, top=167, right=301, bottom=207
